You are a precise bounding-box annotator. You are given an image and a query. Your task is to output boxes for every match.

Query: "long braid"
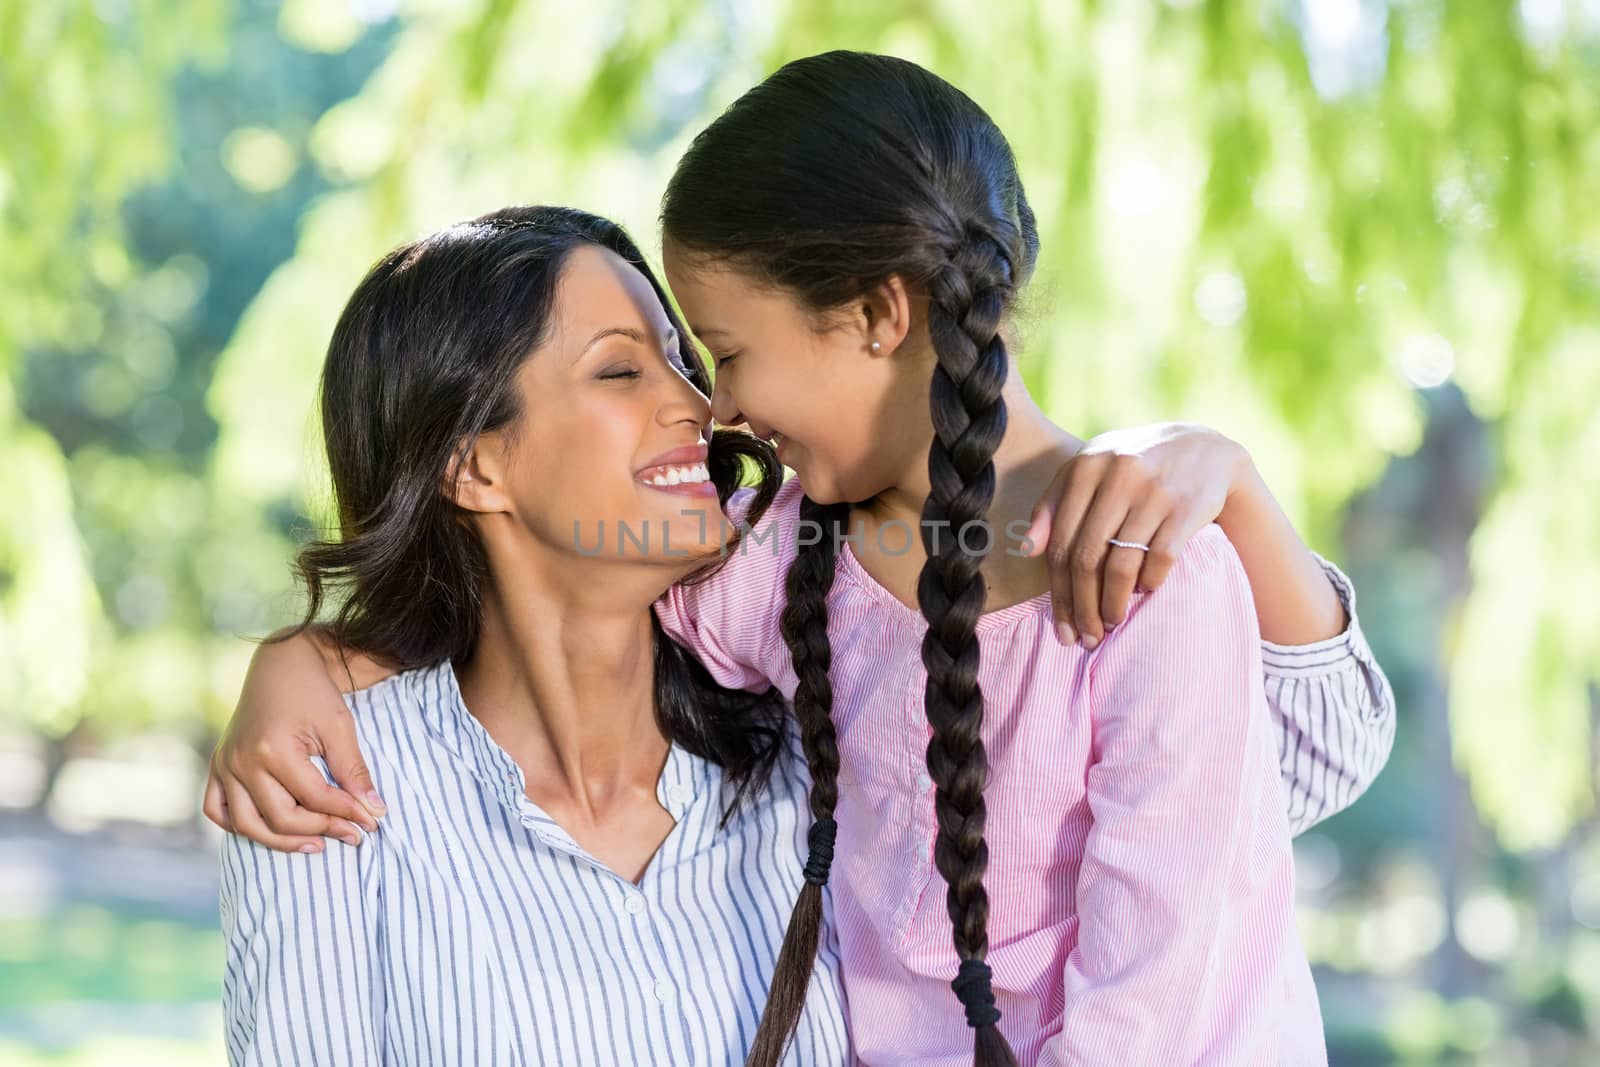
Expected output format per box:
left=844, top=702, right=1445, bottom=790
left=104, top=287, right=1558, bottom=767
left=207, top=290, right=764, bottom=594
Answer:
left=744, top=494, right=849, bottom=1067
left=918, top=228, right=1019, bottom=1067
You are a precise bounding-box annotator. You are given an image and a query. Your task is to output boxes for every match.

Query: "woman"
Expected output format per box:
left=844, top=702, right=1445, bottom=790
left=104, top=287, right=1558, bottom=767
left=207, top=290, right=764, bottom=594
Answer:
left=219, top=206, right=850, bottom=1065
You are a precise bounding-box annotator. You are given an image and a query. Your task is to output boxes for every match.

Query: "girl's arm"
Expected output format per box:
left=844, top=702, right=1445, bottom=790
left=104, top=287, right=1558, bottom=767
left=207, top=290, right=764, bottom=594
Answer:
left=1054, top=527, right=1303, bottom=1063
left=1029, top=422, right=1395, bottom=830
left=220, top=758, right=385, bottom=1064
left=206, top=484, right=795, bottom=854
left=651, top=482, right=799, bottom=696
left=203, top=629, right=393, bottom=853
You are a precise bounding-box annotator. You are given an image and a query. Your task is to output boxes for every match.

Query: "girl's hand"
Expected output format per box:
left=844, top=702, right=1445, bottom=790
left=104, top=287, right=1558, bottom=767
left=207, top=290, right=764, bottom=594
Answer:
left=1024, top=423, right=1249, bottom=649
left=202, top=631, right=389, bottom=853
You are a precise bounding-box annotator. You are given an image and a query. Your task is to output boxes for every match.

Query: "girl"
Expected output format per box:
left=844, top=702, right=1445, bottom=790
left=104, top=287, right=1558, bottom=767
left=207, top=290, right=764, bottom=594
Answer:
left=654, top=51, right=1339, bottom=1066
left=210, top=54, right=1393, bottom=1066
left=218, top=206, right=852, bottom=1065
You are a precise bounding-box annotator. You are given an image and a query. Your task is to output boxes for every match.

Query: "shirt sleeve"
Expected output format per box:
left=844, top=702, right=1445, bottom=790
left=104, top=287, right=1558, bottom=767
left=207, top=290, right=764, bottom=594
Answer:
left=220, top=759, right=385, bottom=1066
left=651, top=483, right=800, bottom=697
left=1261, top=552, right=1397, bottom=835
left=1054, top=527, right=1289, bottom=1065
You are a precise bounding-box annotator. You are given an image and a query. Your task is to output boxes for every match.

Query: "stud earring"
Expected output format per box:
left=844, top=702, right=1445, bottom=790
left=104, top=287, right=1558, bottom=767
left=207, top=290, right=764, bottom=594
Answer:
left=869, top=340, right=882, bottom=352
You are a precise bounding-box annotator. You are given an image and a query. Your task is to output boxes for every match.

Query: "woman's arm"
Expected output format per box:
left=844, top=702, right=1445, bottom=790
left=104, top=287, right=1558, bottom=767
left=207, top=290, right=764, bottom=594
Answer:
left=1054, top=527, right=1300, bottom=1063
left=1217, top=455, right=1396, bottom=832
left=203, top=628, right=394, bottom=852
left=220, top=763, right=385, bottom=1065
left=1028, top=422, right=1396, bottom=830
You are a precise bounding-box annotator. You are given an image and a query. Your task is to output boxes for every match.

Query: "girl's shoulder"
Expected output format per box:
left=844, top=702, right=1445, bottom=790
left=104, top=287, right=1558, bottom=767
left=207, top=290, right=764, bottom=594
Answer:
left=726, top=476, right=806, bottom=534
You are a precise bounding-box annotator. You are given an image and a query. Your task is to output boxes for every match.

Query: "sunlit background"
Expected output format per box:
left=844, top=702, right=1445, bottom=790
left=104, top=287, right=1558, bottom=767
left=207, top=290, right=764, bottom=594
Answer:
left=3, top=1, right=1597, bottom=1063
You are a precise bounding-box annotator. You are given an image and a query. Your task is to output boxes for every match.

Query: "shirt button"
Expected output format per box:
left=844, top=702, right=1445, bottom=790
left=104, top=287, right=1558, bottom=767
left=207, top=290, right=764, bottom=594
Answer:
left=652, top=979, right=675, bottom=1005
left=915, top=772, right=933, bottom=794
left=667, top=784, right=692, bottom=806
left=624, top=894, right=646, bottom=916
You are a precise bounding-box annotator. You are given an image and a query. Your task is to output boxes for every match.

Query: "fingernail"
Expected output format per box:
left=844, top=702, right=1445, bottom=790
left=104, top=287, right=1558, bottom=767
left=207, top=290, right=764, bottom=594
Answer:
left=365, top=790, right=388, bottom=815
left=1080, top=634, right=1100, bottom=651
left=299, top=843, right=322, bottom=854
left=1056, top=622, right=1076, bottom=646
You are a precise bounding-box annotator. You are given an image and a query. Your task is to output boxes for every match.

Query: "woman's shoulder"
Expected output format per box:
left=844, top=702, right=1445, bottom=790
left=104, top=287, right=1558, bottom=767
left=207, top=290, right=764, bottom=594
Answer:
left=341, top=661, right=454, bottom=754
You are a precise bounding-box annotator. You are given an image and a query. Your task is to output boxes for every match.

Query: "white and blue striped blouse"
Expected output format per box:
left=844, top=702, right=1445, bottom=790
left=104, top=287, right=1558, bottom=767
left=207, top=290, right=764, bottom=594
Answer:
left=220, top=661, right=852, bottom=1066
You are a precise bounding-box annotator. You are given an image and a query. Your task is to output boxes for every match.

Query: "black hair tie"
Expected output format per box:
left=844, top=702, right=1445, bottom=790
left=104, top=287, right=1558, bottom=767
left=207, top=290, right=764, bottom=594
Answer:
left=801, top=817, right=838, bottom=886
left=951, top=958, right=1002, bottom=1029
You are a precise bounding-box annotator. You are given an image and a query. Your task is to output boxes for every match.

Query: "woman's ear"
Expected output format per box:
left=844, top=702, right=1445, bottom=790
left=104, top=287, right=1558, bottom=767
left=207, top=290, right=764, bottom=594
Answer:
left=859, top=274, right=914, bottom=357
left=446, top=435, right=513, bottom=515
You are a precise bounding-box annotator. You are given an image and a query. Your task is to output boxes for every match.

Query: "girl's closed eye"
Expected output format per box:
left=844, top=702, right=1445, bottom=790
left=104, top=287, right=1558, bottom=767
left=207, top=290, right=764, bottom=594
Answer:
left=598, top=363, right=641, bottom=381
left=712, top=349, right=740, bottom=369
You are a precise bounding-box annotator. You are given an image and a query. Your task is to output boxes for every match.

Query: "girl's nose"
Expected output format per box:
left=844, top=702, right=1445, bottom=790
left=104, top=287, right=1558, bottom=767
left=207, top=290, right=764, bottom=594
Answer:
left=710, top=374, right=743, bottom=428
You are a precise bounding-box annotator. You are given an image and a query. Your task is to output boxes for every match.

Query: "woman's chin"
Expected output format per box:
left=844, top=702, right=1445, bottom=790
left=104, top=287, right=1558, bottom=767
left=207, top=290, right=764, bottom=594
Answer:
left=620, top=504, right=732, bottom=562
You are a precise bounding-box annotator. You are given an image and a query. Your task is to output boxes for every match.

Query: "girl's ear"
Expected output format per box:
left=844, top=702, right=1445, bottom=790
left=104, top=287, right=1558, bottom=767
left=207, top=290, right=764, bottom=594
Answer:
left=446, top=434, right=514, bottom=514
left=859, top=274, right=914, bottom=357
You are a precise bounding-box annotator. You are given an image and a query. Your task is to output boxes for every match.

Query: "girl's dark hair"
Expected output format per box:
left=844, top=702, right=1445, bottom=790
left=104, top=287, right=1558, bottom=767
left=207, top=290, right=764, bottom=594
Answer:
left=291, top=204, right=788, bottom=812
left=662, top=52, right=1037, bottom=1066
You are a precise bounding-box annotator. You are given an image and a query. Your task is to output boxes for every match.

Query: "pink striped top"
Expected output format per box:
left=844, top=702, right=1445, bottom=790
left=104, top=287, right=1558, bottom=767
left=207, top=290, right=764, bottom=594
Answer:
left=656, top=479, right=1326, bottom=1065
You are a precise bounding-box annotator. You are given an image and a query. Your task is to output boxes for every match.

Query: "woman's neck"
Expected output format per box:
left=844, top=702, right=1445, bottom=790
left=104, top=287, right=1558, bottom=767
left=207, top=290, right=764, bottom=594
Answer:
left=456, top=545, right=677, bottom=820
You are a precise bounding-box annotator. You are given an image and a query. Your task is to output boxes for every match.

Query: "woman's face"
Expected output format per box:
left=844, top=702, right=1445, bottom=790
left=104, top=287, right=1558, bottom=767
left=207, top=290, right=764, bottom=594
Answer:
left=474, top=244, right=730, bottom=567
left=662, top=247, right=932, bottom=507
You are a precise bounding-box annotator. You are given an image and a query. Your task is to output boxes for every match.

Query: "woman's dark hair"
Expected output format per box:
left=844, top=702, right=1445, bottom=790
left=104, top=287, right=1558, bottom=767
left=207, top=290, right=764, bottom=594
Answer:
left=662, top=52, right=1037, bottom=1066
left=289, top=204, right=788, bottom=813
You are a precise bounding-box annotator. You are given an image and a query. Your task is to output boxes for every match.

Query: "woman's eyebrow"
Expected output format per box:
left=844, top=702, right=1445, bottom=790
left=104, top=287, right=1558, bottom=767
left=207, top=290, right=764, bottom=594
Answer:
left=580, top=326, right=648, bottom=354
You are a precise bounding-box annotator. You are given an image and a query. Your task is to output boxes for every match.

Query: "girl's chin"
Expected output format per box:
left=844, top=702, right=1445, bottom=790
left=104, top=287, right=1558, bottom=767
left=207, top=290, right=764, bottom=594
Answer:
left=789, top=468, right=847, bottom=507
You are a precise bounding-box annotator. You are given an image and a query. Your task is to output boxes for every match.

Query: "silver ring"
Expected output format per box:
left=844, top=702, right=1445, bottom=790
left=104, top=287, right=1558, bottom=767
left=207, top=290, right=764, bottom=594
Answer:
left=1107, top=538, right=1151, bottom=552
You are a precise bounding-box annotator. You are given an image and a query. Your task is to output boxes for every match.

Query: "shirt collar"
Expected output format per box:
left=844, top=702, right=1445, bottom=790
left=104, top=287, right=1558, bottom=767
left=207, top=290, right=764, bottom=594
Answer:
left=406, top=660, right=720, bottom=838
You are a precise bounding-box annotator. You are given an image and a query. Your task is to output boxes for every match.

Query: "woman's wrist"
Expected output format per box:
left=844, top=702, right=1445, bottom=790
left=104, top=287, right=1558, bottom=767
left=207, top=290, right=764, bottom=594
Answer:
left=1217, top=438, right=1264, bottom=531
left=1213, top=447, right=1349, bottom=642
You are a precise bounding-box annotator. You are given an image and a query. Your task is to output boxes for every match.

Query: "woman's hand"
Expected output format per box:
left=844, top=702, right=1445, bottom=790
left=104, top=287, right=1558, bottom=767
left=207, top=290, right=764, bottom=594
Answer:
left=202, top=631, right=389, bottom=853
left=1025, top=423, right=1249, bottom=648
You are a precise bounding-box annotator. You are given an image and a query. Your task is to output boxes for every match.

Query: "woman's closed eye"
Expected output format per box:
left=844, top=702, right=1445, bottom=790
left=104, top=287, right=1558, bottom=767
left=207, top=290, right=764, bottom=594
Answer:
left=712, top=349, right=740, bottom=369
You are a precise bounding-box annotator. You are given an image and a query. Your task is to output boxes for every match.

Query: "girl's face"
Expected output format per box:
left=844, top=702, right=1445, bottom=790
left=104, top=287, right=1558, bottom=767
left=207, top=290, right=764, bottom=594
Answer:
left=466, top=244, right=730, bottom=566
left=662, top=248, right=932, bottom=506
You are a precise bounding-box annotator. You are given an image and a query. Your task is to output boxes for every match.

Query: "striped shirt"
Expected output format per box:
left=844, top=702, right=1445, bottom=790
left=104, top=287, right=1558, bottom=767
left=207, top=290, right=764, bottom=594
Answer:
left=655, top=478, right=1392, bottom=1065
left=220, top=662, right=852, bottom=1066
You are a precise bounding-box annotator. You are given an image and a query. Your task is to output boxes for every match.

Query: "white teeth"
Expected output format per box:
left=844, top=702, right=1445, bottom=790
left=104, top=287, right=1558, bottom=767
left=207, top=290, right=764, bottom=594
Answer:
left=642, top=462, right=710, bottom=486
